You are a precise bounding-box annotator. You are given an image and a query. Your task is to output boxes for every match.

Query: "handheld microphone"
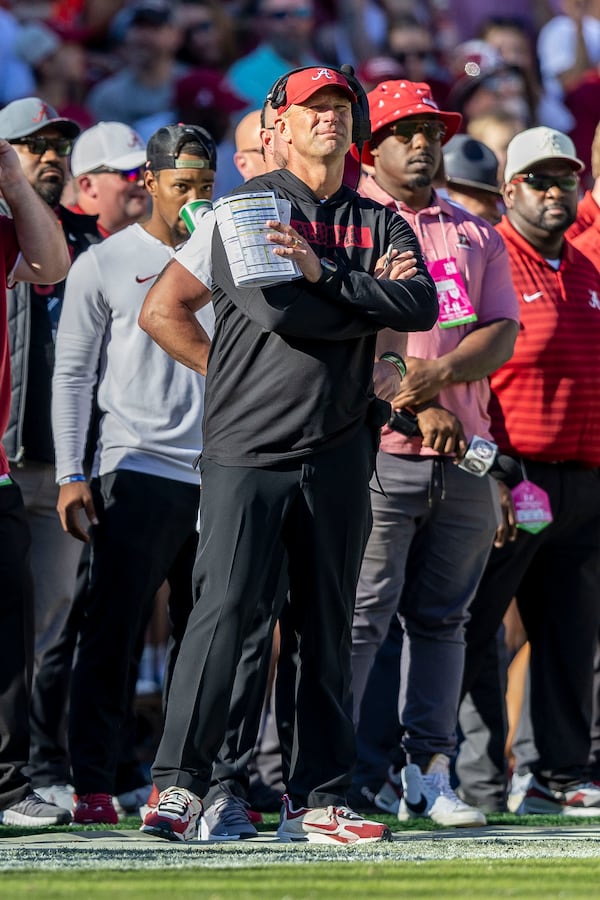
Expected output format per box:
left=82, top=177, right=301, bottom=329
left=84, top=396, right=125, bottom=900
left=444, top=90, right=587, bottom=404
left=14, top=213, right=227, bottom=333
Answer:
left=387, top=409, right=522, bottom=486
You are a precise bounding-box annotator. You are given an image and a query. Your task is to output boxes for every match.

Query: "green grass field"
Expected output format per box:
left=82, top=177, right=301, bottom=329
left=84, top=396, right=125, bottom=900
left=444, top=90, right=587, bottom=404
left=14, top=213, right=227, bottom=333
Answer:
left=2, top=860, right=600, bottom=899
left=2, top=813, right=600, bottom=898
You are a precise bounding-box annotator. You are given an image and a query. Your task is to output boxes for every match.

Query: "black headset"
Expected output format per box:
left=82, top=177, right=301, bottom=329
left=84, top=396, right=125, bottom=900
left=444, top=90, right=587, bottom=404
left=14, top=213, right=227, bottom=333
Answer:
left=265, top=64, right=371, bottom=149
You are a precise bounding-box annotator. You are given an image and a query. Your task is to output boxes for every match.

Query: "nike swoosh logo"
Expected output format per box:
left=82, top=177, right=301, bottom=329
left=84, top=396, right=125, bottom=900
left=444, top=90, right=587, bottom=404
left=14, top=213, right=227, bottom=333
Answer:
left=405, top=794, right=428, bottom=815
left=310, top=822, right=340, bottom=832
left=136, top=274, right=159, bottom=283
left=523, top=291, right=543, bottom=303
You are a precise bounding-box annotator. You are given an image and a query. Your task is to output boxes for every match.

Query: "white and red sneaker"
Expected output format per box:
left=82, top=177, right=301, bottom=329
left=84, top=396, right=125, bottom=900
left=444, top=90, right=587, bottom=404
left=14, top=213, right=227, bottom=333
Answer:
left=520, top=776, right=600, bottom=816
left=276, top=794, right=391, bottom=844
left=140, top=786, right=203, bottom=842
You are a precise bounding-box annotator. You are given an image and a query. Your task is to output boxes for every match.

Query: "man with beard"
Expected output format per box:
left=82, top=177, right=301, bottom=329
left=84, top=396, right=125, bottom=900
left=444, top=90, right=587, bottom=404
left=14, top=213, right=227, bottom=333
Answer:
left=458, top=127, right=600, bottom=817
left=0, top=98, right=97, bottom=683
left=348, top=80, right=519, bottom=826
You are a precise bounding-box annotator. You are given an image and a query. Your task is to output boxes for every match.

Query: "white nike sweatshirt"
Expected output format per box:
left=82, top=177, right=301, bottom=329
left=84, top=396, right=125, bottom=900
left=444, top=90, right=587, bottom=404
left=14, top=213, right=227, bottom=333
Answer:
left=52, top=223, right=215, bottom=484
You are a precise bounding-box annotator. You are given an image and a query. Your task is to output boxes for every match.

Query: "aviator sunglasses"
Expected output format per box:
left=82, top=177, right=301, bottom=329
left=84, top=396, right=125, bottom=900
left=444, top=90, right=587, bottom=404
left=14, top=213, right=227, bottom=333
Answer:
left=510, top=173, right=579, bottom=192
left=9, top=137, right=73, bottom=157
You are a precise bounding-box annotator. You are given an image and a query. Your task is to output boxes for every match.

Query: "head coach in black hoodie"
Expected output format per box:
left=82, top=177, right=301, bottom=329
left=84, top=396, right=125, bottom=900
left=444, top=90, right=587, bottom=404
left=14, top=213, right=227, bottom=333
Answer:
left=140, top=65, right=438, bottom=844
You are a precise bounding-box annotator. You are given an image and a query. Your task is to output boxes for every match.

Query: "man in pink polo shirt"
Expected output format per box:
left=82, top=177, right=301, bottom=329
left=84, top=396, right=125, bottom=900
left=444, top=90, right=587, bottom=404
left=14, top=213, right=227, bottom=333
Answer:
left=349, top=80, right=520, bottom=826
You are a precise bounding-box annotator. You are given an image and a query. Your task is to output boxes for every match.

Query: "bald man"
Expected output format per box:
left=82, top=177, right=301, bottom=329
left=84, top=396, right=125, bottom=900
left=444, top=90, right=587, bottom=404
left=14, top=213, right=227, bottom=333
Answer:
left=233, top=110, right=268, bottom=181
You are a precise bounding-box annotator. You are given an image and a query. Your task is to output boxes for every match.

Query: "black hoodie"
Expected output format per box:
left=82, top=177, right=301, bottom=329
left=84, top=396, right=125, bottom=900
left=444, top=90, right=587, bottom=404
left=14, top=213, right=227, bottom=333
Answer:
left=203, top=169, right=437, bottom=465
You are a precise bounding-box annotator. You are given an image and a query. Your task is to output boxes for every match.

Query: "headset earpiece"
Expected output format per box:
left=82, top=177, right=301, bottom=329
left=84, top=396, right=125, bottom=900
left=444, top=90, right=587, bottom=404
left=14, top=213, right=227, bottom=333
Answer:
left=265, top=65, right=371, bottom=147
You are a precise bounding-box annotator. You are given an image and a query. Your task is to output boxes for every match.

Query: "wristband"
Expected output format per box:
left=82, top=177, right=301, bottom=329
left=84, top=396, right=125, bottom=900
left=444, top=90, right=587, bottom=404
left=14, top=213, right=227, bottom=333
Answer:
left=58, top=474, right=86, bottom=486
left=379, top=351, right=407, bottom=380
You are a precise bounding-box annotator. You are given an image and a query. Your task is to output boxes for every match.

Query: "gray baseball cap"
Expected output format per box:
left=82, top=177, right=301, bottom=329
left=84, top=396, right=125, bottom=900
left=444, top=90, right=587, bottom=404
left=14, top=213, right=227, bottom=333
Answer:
left=0, top=97, right=80, bottom=141
left=443, top=134, right=500, bottom=195
left=504, top=126, right=584, bottom=184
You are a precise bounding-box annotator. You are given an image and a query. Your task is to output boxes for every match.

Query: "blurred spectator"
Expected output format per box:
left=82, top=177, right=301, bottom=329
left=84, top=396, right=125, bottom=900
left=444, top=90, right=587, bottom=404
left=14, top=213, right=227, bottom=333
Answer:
left=0, top=6, right=37, bottom=104
left=14, top=21, right=95, bottom=132
left=387, top=13, right=451, bottom=105
left=225, top=0, right=320, bottom=109
left=49, top=0, right=128, bottom=45
left=175, top=0, right=239, bottom=71
left=443, top=133, right=504, bottom=224
left=355, top=57, right=404, bottom=92
left=174, top=69, right=248, bottom=197
left=537, top=0, right=600, bottom=132
left=443, top=0, right=548, bottom=44
left=564, top=68, right=600, bottom=182
left=478, top=15, right=544, bottom=122
left=467, top=109, right=528, bottom=184
left=85, top=0, right=186, bottom=128
left=174, top=69, right=248, bottom=144
left=447, top=40, right=536, bottom=128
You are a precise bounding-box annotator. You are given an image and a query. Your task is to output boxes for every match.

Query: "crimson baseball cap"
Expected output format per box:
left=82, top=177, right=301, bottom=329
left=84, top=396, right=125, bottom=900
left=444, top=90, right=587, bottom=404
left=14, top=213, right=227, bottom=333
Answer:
left=353, top=80, right=462, bottom=166
left=0, top=97, right=80, bottom=141
left=275, top=67, right=357, bottom=115
left=146, top=124, right=217, bottom=172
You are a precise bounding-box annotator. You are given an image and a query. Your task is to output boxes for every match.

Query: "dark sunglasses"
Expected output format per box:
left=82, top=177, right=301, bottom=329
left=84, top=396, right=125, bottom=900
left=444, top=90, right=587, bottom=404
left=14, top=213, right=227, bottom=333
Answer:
left=10, top=137, right=73, bottom=157
left=511, top=173, right=579, bottom=192
left=389, top=120, right=446, bottom=143
left=262, top=7, right=312, bottom=19
left=90, top=166, right=145, bottom=183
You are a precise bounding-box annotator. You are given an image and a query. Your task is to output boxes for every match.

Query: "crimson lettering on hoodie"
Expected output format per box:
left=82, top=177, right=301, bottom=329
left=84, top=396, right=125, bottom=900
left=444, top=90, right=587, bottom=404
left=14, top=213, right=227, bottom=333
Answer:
left=291, top=220, right=373, bottom=249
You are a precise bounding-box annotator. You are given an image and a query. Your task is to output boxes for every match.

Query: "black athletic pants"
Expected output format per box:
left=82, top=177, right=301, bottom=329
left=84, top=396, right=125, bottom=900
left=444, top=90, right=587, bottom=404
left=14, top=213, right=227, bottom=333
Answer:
left=0, top=479, right=34, bottom=808
left=462, top=461, right=600, bottom=789
left=153, top=426, right=375, bottom=808
left=69, top=469, right=199, bottom=795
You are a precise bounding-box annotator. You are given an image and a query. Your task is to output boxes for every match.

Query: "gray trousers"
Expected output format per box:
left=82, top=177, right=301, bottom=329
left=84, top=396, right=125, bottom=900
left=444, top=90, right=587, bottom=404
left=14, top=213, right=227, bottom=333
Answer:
left=12, top=461, right=81, bottom=664
left=352, top=451, right=499, bottom=768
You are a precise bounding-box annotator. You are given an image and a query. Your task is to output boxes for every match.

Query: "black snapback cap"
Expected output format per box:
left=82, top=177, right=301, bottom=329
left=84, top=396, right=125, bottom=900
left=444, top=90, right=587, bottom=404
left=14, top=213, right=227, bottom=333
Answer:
left=146, top=124, right=217, bottom=172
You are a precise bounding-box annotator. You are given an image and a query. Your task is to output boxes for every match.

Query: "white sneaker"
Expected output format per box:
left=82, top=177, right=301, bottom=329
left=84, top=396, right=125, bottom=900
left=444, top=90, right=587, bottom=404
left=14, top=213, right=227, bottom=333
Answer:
left=276, top=794, right=391, bottom=844
left=399, top=754, right=487, bottom=827
left=374, top=767, right=403, bottom=815
left=507, top=771, right=533, bottom=814
left=34, top=783, right=75, bottom=812
left=140, top=786, right=203, bottom=842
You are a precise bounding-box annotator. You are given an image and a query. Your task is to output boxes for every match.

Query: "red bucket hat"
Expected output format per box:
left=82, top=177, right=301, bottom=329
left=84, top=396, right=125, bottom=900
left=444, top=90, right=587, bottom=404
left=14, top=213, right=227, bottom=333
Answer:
left=354, top=80, right=462, bottom=166
left=276, top=67, right=357, bottom=115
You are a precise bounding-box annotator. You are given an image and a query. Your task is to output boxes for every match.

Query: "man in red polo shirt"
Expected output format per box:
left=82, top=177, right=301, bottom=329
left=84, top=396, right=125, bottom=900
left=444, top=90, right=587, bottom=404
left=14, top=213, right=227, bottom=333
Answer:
left=458, top=126, right=600, bottom=815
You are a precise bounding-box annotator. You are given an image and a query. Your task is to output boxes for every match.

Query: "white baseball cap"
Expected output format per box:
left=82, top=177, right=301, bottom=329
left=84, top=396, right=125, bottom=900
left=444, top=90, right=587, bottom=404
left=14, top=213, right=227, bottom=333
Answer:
left=504, top=126, right=584, bottom=184
left=70, top=121, right=146, bottom=176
